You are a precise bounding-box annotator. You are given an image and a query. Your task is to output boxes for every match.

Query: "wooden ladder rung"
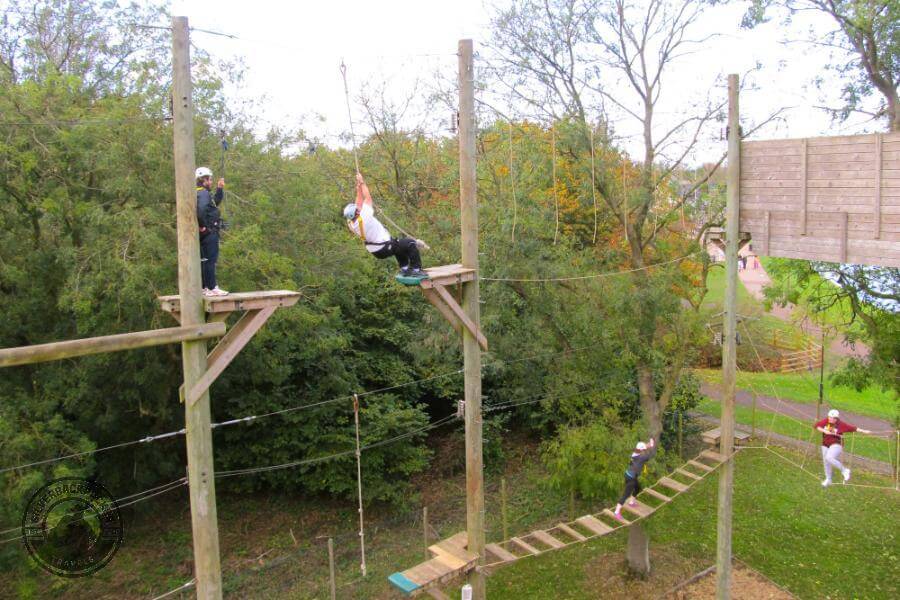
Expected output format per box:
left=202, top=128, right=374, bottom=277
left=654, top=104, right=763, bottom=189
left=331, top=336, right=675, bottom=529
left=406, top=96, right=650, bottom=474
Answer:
left=532, top=530, right=566, bottom=549
left=510, top=537, right=541, bottom=556
left=677, top=468, right=702, bottom=481
left=659, top=477, right=689, bottom=493
left=643, top=487, right=672, bottom=503
left=622, top=499, right=654, bottom=518
left=577, top=515, right=613, bottom=535
left=701, top=450, right=725, bottom=463
left=688, top=459, right=713, bottom=472
left=601, top=509, right=629, bottom=525
left=555, top=522, right=586, bottom=541
left=485, top=543, right=517, bottom=563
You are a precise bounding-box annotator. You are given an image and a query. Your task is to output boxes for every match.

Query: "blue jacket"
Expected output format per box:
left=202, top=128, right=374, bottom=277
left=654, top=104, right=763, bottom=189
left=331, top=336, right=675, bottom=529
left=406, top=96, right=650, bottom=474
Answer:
left=197, top=186, right=224, bottom=233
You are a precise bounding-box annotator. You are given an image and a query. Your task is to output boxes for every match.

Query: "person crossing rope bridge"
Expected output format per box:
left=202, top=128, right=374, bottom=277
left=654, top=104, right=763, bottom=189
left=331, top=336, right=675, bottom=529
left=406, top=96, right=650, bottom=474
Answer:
left=814, top=409, right=875, bottom=487
left=343, top=172, right=429, bottom=279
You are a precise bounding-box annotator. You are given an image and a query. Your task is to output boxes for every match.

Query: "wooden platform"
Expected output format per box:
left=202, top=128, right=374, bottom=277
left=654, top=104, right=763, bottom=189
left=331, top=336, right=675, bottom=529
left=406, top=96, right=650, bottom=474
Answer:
left=420, top=264, right=476, bottom=288
left=388, top=532, right=478, bottom=597
left=410, top=264, right=487, bottom=351
left=157, top=290, right=301, bottom=405
left=701, top=427, right=752, bottom=446
left=158, top=290, right=301, bottom=317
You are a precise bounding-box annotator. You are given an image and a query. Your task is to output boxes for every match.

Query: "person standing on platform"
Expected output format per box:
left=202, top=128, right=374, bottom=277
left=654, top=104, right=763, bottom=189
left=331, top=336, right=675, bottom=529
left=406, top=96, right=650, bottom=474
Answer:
left=196, top=166, right=228, bottom=296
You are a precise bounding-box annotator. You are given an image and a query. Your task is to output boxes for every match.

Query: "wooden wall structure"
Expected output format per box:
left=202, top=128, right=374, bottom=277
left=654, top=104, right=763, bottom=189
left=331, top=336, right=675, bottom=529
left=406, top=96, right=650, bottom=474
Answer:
left=739, top=131, right=900, bottom=267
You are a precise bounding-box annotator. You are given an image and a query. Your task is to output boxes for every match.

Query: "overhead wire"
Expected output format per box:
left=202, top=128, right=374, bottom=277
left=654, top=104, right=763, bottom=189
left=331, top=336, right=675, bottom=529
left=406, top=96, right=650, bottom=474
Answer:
left=480, top=250, right=701, bottom=282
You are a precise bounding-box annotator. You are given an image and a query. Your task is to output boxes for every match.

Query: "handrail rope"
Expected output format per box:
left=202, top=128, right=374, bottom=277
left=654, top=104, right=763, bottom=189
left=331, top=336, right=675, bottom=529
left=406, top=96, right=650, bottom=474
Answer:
left=480, top=251, right=701, bottom=282
left=149, top=579, right=195, bottom=600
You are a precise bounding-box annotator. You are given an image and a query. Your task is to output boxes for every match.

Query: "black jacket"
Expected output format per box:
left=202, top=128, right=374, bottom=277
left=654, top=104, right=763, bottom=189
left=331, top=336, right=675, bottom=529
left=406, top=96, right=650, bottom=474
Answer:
left=197, top=186, right=224, bottom=233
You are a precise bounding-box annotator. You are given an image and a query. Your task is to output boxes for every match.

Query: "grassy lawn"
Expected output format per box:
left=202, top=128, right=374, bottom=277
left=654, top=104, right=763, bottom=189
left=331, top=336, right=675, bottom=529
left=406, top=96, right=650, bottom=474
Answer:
left=696, top=397, right=896, bottom=465
left=695, top=368, right=898, bottom=423
left=481, top=449, right=899, bottom=600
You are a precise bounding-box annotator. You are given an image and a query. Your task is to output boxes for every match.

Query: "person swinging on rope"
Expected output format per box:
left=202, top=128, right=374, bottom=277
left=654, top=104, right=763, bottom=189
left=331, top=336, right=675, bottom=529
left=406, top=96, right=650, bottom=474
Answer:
left=343, top=172, right=429, bottom=279
left=613, top=436, right=656, bottom=521
left=814, top=409, right=873, bottom=487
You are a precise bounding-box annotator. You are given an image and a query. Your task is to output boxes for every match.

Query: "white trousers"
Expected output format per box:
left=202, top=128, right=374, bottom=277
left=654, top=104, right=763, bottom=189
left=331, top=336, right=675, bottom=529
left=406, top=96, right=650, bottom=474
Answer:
left=821, top=444, right=844, bottom=481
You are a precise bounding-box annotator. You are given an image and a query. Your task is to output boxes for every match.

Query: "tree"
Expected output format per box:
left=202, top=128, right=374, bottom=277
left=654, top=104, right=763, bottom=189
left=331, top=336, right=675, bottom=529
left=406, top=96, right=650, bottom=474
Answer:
left=742, top=0, right=900, bottom=131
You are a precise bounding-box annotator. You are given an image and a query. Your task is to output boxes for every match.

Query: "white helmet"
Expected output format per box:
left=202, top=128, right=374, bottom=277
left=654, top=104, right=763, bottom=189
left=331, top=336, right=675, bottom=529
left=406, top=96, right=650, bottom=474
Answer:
left=635, top=441, right=647, bottom=451
left=828, top=409, right=839, bottom=418
left=195, top=166, right=213, bottom=180
left=343, top=203, right=358, bottom=220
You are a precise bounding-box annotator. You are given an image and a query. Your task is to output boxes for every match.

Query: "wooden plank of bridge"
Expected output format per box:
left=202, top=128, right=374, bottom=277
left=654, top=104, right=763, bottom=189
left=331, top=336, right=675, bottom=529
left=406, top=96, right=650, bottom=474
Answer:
left=677, top=468, right=702, bottom=481
left=701, top=449, right=726, bottom=463
left=659, top=477, right=689, bottom=493
left=643, top=488, right=672, bottom=503
left=602, top=509, right=629, bottom=524
left=689, top=459, right=714, bottom=472
left=485, top=543, right=517, bottom=563
left=578, top=514, right=614, bottom=534
left=510, top=537, right=541, bottom=556
left=532, top=530, right=566, bottom=549
left=622, top=499, right=654, bottom=519
left=555, top=522, right=587, bottom=541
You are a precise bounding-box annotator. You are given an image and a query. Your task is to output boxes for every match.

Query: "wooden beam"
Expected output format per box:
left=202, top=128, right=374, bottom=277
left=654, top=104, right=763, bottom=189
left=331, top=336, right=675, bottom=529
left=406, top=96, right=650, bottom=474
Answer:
left=0, top=323, right=225, bottom=368
left=555, top=523, right=586, bottom=542
left=532, top=530, right=565, bottom=549
left=421, top=289, right=463, bottom=336
left=432, top=284, right=488, bottom=351
left=509, top=537, right=540, bottom=556
left=576, top=515, right=612, bottom=535
left=185, top=307, right=276, bottom=406
left=484, top=543, right=517, bottom=563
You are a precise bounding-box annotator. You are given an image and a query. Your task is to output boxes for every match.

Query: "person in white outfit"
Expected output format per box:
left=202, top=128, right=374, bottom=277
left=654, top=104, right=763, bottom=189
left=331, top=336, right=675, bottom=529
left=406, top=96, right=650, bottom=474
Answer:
left=343, top=173, right=427, bottom=279
left=813, top=409, right=873, bottom=487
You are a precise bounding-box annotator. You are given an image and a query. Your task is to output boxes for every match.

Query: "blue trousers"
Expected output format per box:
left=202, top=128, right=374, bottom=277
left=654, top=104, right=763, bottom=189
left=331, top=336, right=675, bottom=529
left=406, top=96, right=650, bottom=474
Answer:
left=200, top=231, right=219, bottom=289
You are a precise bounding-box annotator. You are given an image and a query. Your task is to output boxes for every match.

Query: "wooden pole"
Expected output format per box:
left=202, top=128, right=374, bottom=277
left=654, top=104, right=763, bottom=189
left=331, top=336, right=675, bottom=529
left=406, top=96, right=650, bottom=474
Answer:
left=716, top=73, right=740, bottom=600
left=423, top=506, right=429, bottom=560
left=458, top=38, right=485, bottom=600
left=328, top=537, right=336, bottom=600
left=500, top=478, right=508, bottom=541
left=0, top=323, right=224, bottom=367
left=172, top=16, right=222, bottom=599
left=353, top=394, right=367, bottom=577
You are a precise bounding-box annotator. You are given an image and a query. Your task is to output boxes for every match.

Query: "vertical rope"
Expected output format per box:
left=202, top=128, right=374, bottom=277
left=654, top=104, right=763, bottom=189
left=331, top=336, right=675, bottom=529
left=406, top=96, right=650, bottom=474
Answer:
left=339, top=60, right=361, bottom=175
left=552, top=126, right=559, bottom=245
left=509, top=121, right=517, bottom=243
left=352, top=394, right=367, bottom=576
left=589, top=127, right=598, bottom=245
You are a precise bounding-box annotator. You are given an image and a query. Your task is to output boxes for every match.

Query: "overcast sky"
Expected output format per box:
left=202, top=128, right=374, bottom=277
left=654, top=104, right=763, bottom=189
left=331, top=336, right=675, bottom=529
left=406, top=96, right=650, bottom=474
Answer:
left=170, top=0, right=881, bottom=164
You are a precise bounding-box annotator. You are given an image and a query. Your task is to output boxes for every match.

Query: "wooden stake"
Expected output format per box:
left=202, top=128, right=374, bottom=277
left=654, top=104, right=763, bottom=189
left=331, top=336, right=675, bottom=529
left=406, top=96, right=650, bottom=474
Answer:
left=172, top=16, right=222, bottom=599
left=353, top=394, right=367, bottom=577
left=458, top=38, right=485, bottom=600
left=422, top=506, right=431, bottom=559
left=500, top=478, right=508, bottom=541
left=716, top=73, right=740, bottom=600
left=328, top=537, right=336, bottom=600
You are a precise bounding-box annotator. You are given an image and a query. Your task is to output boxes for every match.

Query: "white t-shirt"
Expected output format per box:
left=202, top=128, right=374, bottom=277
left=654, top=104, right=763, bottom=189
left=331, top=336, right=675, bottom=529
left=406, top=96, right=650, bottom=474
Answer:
left=347, top=203, right=392, bottom=253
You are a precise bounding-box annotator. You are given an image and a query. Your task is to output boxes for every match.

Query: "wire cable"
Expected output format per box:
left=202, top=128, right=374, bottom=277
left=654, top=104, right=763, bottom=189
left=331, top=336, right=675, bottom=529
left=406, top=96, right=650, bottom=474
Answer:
left=480, top=251, right=701, bottom=282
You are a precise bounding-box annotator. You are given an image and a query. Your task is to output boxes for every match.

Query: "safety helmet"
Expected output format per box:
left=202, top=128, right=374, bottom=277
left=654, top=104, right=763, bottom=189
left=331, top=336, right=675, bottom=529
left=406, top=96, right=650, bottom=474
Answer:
left=635, top=441, right=647, bottom=451
left=195, top=166, right=213, bottom=180
left=827, top=409, right=839, bottom=418
left=343, top=203, right=358, bottom=220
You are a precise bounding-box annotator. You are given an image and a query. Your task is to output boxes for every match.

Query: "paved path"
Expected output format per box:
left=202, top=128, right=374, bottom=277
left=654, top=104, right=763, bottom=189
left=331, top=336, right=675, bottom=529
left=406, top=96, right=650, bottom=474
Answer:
left=737, top=262, right=869, bottom=359
left=700, top=382, right=892, bottom=432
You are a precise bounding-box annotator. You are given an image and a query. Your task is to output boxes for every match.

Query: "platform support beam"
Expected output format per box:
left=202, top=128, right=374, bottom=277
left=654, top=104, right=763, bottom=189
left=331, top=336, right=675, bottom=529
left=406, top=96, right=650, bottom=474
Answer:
left=459, top=38, right=485, bottom=600
left=716, top=73, right=740, bottom=600
left=173, top=16, right=222, bottom=599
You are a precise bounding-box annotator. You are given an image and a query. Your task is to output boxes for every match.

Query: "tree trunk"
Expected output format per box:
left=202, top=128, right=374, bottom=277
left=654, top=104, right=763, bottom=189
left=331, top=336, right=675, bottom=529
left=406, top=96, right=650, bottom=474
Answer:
left=627, top=523, right=650, bottom=577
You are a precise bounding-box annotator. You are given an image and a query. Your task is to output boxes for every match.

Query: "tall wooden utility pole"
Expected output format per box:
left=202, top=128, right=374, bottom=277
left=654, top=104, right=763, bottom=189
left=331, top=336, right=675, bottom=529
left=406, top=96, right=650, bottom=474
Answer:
left=716, top=73, right=740, bottom=600
left=458, top=38, right=485, bottom=600
left=172, top=16, right=223, bottom=599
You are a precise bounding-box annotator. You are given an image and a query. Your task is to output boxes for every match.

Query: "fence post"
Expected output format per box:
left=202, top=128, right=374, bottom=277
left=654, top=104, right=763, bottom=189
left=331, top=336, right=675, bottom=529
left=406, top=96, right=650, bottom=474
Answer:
left=500, top=478, right=508, bottom=541
left=328, top=537, right=336, bottom=600
left=423, top=506, right=429, bottom=560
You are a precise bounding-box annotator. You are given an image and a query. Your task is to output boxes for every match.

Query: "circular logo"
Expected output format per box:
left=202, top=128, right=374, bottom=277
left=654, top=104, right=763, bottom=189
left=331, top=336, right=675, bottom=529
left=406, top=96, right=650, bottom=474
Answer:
left=21, top=477, right=124, bottom=577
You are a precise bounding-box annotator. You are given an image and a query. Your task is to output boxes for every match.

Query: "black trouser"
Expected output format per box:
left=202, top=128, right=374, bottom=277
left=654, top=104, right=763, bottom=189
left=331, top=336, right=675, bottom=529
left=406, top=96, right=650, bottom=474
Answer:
left=618, top=473, right=641, bottom=505
left=200, top=231, right=219, bottom=289
left=371, top=237, right=421, bottom=270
